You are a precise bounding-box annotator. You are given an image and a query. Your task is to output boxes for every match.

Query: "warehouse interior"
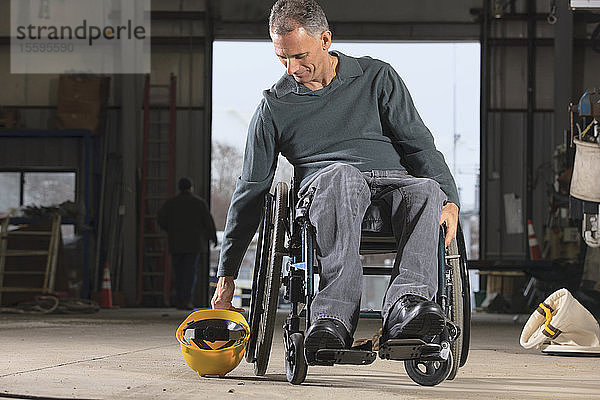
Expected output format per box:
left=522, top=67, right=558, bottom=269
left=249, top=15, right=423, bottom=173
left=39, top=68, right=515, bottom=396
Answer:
left=1, top=0, right=600, bottom=398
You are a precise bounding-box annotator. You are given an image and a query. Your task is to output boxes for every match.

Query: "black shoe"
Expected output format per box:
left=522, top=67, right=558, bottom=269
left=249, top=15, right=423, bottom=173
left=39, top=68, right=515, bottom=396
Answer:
left=304, top=318, right=352, bottom=363
left=383, top=295, right=445, bottom=341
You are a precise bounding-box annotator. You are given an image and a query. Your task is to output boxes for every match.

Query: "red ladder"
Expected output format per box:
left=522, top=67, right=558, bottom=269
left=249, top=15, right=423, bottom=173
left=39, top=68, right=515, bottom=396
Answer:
left=137, top=74, right=176, bottom=306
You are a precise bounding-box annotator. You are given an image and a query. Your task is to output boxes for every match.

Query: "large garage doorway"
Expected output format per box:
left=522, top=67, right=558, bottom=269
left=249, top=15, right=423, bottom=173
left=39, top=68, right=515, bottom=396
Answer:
left=212, top=41, right=480, bottom=307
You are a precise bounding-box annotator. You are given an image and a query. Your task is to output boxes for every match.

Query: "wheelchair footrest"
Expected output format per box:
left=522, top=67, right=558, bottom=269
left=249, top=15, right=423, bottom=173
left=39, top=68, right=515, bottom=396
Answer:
left=378, top=339, right=443, bottom=361
left=313, top=349, right=377, bottom=366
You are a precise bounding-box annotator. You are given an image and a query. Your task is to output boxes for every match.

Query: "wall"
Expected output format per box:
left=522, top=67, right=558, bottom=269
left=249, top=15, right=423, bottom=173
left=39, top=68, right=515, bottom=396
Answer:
left=0, top=0, right=214, bottom=305
left=481, top=0, right=600, bottom=260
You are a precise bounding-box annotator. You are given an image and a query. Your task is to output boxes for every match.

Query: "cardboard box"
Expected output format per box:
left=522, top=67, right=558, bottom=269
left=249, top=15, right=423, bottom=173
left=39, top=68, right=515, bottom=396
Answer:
left=57, top=75, right=110, bottom=109
left=0, top=107, right=20, bottom=128
left=55, top=111, right=105, bottom=134
left=56, top=75, right=110, bottom=135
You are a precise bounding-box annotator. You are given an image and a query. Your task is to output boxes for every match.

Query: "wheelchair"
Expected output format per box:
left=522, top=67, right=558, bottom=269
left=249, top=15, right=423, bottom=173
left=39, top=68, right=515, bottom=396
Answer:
left=245, top=180, right=471, bottom=386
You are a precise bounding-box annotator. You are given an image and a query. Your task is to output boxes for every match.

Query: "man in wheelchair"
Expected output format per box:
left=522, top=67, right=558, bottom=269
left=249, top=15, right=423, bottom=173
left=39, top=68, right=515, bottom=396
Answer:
left=212, top=0, right=460, bottom=365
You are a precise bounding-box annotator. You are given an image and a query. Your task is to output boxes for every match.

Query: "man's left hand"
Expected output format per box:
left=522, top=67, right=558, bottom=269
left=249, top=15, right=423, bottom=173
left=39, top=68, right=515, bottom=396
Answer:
left=440, top=202, right=459, bottom=247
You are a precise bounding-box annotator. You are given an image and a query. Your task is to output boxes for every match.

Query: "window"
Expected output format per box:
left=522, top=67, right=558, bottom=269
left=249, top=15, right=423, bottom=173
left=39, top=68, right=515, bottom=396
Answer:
left=23, top=172, right=76, bottom=208
left=0, top=172, right=20, bottom=213
left=0, top=171, right=77, bottom=237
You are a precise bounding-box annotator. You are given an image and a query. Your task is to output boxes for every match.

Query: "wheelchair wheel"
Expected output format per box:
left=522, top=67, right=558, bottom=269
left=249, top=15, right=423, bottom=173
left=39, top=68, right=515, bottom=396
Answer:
left=404, top=350, right=453, bottom=387
left=445, top=237, right=463, bottom=381
left=245, top=199, right=270, bottom=364
left=456, top=224, right=471, bottom=368
left=285, top=332, right=308, bottom=385
left=253, top=182, right=288, bottom=376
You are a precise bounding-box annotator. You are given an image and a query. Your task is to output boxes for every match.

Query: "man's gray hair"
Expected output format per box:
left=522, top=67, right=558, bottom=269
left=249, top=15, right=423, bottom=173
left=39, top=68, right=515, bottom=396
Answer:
left=269, top=0, right=329, bottom=38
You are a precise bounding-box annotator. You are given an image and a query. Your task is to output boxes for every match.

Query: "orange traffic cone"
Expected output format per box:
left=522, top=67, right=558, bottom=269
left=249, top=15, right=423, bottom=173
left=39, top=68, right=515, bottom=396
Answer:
left=527, top=219, right=542, bottom=260
left=100, top=262, right=118, bottom=309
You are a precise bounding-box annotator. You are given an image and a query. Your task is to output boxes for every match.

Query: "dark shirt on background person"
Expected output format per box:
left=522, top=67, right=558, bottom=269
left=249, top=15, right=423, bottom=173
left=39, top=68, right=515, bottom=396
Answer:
left=157, top=178, right=217, bottom=309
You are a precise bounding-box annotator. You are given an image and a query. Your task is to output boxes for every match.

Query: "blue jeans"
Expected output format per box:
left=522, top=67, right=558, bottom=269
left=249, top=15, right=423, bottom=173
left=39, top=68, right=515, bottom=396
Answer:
left=297, top=163, right=446, bottom=335
left=172, top=253, right=200, bottom=306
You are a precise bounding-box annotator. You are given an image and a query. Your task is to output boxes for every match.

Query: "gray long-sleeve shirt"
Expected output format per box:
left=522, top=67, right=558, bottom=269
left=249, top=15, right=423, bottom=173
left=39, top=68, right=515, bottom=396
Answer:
left=217, top=51, right=459, bottom=278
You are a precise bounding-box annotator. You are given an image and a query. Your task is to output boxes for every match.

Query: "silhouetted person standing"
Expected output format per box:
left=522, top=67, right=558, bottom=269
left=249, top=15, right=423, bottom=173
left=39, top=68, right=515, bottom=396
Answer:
left=158, top=178, right=217, bottom=310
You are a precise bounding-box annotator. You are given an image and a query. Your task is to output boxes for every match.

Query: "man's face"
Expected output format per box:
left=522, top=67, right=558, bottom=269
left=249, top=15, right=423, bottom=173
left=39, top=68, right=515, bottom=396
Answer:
left=271, top=27, right=331, bottom=88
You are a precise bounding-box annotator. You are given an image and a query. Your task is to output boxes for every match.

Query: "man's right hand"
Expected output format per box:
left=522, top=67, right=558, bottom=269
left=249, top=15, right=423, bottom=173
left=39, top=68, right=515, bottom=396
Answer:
left=211, top=276, right=245, bottom=313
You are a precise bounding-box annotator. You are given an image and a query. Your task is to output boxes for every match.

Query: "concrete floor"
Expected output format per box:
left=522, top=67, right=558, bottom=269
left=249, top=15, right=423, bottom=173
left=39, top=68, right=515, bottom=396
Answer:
left=1, top=308, right=599, bottom=400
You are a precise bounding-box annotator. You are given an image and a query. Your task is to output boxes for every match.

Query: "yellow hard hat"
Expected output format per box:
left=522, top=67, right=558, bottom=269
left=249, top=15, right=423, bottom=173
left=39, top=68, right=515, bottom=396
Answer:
left=175, top=309, right=250, bottom=377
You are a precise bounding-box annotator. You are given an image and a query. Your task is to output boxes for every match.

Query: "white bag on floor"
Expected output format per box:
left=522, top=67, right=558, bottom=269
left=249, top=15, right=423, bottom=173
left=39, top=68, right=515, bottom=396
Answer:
left=520, top=288, right=600, bottom=353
